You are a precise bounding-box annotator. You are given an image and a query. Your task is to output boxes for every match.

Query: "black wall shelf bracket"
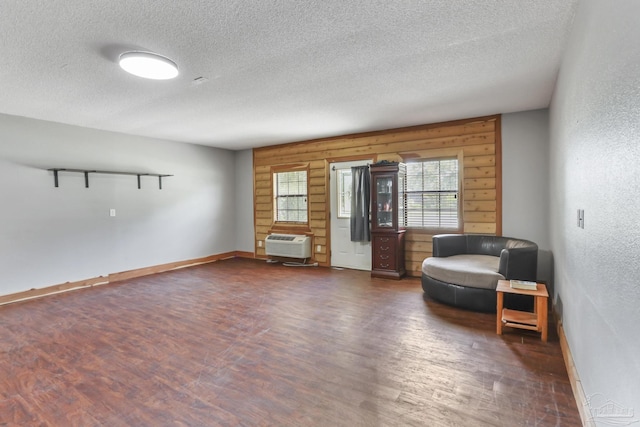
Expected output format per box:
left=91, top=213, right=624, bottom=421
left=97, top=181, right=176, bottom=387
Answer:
left=48, top=168, right=173, bottom=190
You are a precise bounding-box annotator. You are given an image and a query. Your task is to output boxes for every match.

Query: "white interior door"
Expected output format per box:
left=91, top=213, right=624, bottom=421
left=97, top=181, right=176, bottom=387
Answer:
left=330, top=160, right=372, bottom=270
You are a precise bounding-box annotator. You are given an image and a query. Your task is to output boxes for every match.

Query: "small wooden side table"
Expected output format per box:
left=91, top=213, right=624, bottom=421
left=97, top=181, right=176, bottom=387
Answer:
left=496, top=280, right=549, bottom=342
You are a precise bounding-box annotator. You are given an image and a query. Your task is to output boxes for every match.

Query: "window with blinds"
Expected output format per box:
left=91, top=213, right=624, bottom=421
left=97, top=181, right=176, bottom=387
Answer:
left=273, top=170, right=308, bottom=223
left=405, top=158, right=460, bottom=229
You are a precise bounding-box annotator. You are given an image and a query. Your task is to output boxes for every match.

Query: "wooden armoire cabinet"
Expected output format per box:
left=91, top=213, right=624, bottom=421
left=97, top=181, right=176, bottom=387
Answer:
left=370, top=161, right=406, bottom=279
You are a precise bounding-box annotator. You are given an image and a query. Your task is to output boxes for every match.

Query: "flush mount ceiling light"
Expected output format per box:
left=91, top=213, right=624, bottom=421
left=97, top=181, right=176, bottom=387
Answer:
left=118, top=51, right=179, bottom=80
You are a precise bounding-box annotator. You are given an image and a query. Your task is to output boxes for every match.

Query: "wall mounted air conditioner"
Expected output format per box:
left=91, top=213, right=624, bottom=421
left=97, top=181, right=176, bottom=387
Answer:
left=265, top=234, right=312, bottom=259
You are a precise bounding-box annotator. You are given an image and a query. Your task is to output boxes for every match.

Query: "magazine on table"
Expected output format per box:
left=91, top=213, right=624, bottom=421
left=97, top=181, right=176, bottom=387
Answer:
left=510, top=280, right=537, bottom=290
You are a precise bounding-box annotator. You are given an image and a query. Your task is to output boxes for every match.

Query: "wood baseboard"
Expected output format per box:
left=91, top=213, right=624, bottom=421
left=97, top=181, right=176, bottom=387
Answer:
left=234, top=251, right=255, bottom=259
left=555, top=311, right=595, bottom=427
left=0, top=251, right=251, bottom=307
left=0, top=276, right=110, bottom=306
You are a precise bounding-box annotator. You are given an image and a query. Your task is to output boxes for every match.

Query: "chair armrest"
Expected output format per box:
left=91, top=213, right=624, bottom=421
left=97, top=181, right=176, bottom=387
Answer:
left=432, top=234, right=468, bottom=257
left=499, top=246, right=538, bottom=281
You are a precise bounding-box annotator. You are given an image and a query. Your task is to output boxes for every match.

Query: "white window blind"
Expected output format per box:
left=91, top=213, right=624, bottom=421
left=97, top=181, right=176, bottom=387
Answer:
left=274, top=170, right=308, bottom=223
left=406, top=158, right=459, bottom=229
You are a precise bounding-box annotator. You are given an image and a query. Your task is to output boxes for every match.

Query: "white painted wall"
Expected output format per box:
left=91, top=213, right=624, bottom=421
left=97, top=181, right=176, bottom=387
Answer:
left=234, top=149, right=255, bottom=252
left=549, top=0, right=640, bottom=418
left=0, top=113, right=237, bottom=296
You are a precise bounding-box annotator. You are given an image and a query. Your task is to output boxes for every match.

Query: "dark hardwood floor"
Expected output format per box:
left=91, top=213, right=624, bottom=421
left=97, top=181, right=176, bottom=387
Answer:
left=0, top=258, right=580, bottom=426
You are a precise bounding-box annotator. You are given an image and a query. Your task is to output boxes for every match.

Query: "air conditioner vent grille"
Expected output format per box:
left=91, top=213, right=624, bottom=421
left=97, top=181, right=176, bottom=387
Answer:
left=267, top=235, right=296, bottom=241
left=265, top=234, right=311, bottom=259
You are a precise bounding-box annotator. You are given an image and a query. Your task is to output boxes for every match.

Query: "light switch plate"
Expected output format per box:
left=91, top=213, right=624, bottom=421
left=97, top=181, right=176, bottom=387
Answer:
left=577, top=209, right=584, bottom=228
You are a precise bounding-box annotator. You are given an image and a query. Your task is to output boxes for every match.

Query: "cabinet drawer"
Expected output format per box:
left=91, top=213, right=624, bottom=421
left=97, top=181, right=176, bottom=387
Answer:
left=373, top=236, right=397, bottom=270
left=373, top=235, right=396, bottom=250
left=374, top=251, right=396, bottom=270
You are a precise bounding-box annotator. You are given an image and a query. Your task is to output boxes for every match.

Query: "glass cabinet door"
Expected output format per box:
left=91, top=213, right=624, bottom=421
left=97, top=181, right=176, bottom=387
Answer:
left=398, top=171, right=406, bottom=228
left=375, top=176, right=394, bottom=228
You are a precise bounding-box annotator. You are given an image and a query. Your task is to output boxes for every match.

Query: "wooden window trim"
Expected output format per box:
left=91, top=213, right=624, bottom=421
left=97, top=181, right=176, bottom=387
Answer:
left=271, top=163, right=310, bottom=229
left=400, top=149, right=464, bottom=233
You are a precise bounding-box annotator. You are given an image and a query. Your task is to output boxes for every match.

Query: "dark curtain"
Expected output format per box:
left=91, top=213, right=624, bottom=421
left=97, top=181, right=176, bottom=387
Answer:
left=350, top=165, right=371, bottom=242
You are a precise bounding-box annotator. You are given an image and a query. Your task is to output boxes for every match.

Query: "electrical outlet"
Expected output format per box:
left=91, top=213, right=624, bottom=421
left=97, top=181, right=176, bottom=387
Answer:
left=258, top=240, right=263, bottom=247
left=316, top=245, right=322, bottom=252
left=109, top=208, right=116, bottom=217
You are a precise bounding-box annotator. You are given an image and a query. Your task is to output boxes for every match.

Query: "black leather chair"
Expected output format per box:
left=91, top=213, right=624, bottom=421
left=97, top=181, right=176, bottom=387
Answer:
left=421, top=234, right=538, bottom=312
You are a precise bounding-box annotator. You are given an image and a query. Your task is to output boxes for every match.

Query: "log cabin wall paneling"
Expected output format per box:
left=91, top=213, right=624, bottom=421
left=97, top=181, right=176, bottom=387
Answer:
left=253, top=115, right=502, bottom=277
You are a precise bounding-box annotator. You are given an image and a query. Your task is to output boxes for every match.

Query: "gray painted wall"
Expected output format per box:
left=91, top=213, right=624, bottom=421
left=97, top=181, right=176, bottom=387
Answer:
left=549, top=0, right=640, bottom=419
left=234, top=149, right=255, bottom=252
left=0, top=113, right=236, bottom=296
left=502, top=110, right=550, bottom=249
left=502, top=110, right=553, bottom=285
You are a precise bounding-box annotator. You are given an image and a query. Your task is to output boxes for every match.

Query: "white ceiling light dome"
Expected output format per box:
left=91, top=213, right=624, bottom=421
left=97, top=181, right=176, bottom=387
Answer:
left=118, top=51, right=179, bottom=80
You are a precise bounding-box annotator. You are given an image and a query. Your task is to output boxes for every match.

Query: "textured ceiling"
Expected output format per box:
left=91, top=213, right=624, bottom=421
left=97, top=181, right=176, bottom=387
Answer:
left=1, top=1, right=577, bottom=150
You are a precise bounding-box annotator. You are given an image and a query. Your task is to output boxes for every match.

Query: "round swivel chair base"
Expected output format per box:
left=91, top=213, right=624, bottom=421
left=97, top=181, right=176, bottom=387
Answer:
left=421, top=274, right=496, bottom=312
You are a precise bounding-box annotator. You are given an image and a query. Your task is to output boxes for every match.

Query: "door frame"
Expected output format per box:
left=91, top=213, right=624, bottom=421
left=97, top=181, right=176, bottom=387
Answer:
left=326, top=154, right=377, bottom=269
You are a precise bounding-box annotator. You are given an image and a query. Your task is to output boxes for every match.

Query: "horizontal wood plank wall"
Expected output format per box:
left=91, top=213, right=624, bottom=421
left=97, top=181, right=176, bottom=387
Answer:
left=253, top=115, right=502, bottom=276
